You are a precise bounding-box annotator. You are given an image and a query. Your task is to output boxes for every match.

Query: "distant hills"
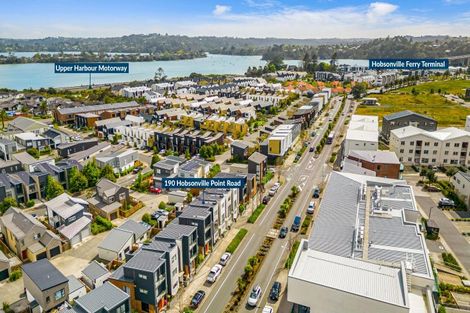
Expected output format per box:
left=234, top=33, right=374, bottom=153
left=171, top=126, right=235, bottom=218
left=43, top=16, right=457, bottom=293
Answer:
left=0, top=34, right=469, bottom=60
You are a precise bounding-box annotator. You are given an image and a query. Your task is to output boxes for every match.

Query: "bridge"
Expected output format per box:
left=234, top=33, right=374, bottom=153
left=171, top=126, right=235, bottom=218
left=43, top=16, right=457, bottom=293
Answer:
left=448, top=54, right=470, bottom=66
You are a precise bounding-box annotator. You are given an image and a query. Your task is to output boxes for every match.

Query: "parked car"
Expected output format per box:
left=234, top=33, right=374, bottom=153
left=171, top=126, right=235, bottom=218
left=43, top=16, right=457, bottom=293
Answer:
left=295, top=155, right=301, bottom=162
left=312, top=186, right=320, bottom=198
left=262, top=195, right=271, bottom=205
left=309, top=147, right=315, bottom=152
left=311, top=131, right=316, bottom=137
left=247, top=285, right=262, bottom=307
left=133, top=166, right=143, bottom=174
left=270, top=281, right=281, bottom=301
left=219, top=252, right=231, bottom=266
left=438, top=197, right=455, bottom=208
left=426, top=185, right=441, bottom=192
left=207, top=264, right=223, bottom=283
left=262, top=306, right=274, bottom=313
left=307, top=201, right=315, bottom=214
left=149, top=186, right=162, bottom=194
left=279, top=226, right=288, bottom=238
left=269, top=183, right=281, bottom=196
left=191, top=290, right=206, bottom=308
left=291, top=215, right=301, bottom=232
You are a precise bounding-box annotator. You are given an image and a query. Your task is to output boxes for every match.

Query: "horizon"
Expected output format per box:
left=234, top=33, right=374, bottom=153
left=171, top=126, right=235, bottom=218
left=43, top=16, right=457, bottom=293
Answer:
left=2, top=0, right=470, bottom=39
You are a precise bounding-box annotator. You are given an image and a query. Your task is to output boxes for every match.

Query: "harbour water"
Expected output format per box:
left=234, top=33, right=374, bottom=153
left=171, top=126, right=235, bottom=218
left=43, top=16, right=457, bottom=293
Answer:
left=0, top=54, right=368, bottom=90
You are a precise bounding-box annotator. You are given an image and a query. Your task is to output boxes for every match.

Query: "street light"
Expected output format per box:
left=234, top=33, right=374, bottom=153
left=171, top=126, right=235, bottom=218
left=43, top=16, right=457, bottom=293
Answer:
left=428, top=206, right=435, bottom=220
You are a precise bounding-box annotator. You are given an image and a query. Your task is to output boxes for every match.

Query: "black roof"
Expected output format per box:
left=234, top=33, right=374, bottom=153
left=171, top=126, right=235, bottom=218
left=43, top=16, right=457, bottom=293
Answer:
left=383, top=110, right=435, bottom=121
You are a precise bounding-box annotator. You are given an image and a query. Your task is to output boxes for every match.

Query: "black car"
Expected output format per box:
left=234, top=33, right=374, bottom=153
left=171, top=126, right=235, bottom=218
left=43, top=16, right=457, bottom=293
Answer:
left=279, top=226, right=288, bottom=238
left=191, top=290, right=206, bottom=308
left=270, top=281, right=281, bottom=301
left=263, top=195, right=271, bottom=205
left=309, top=147, right=314, bottom=152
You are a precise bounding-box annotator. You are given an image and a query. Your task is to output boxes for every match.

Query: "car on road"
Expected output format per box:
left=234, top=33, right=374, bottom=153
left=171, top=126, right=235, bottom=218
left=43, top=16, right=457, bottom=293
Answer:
left=279, top=226, right=288, bottom=238
left=262, top=306, right=274, bottom=313
left=269, top=183, right=281, bottom=196
left=291, top=215, right=301, bottom=232
left=262, top=195, right=271, bottom=205
left=309, top=146, right=315, bottom=152
left=149, top=186, right=162, bottom=194
left=295, top=155, right=301, bottom=162
left=247, top=285, right=262, bottom=307
left=270, top=281, right=281, bottom=301
left=438, top=197, right=456, bottom=208
left=219, top=252, right=231, bottom=266
left=307, top=201, right=315, bottom=214
left=206, top=264, right=223, bottom=283
left=191, top=290, right=206, bottom=308
left=311, top=131, right=316, bottom=137
left=312, top=186, right=320, bottom=198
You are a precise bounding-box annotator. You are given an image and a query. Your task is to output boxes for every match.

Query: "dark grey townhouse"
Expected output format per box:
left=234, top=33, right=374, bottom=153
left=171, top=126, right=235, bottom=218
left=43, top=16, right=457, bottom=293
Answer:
left=65, top=282, right=130, bottom=313
left=381, top=110, right=437, bottom=142
left=178, top=206, right=213, bottom=255
left=153, top=222, right=198, bottom=277
left=57, top=139, right=99, bottom=158
left=0, top=138, right=18, bottom=161
left=109, top=249, right=167, bottom=313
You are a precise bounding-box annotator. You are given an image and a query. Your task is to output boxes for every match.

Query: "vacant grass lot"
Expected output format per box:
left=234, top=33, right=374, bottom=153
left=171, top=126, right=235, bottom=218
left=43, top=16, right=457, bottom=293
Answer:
left=400, top=79, right=470, bottom=97
left=356, top=93, right=470, bottom=127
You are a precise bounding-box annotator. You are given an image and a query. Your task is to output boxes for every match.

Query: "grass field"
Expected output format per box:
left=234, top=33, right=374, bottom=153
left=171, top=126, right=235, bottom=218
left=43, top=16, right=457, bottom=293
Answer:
left=356, top=80, right=470, bottom=127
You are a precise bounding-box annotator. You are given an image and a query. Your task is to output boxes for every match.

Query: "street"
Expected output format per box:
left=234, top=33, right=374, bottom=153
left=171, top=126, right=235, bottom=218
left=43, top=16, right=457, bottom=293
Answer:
left=198, top=96, right=351, bottom=313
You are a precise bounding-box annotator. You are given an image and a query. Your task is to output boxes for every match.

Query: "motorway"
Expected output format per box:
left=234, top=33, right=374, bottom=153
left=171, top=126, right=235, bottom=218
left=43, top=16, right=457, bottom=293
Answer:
left=198, top=96, right=352, bottom=313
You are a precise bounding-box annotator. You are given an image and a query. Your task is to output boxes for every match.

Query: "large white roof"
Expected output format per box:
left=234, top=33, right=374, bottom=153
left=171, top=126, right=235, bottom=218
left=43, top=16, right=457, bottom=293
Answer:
left=290, top=246, right=409, bottom=307
left=391, top=126, right=470, bottom=141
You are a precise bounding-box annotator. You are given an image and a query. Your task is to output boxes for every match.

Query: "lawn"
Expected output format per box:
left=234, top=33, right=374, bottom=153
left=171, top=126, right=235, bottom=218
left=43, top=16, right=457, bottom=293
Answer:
left=356, top=92, right=470, bottom=127
left=226, top=228, right=248, bottom=254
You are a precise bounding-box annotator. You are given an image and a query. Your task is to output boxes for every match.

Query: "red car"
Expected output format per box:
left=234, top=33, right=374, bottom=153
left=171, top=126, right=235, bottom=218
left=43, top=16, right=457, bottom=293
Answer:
left=149, top=186, right=162, bottom=194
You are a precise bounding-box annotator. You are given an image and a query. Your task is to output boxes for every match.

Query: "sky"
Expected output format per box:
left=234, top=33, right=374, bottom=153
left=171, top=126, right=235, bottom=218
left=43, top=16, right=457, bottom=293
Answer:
left=1, top=0, right=470, bottom=39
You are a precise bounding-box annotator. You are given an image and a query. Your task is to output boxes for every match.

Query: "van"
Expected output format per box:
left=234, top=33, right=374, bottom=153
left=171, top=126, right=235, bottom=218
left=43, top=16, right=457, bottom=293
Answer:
left=291, top=215, right=301, bottom=232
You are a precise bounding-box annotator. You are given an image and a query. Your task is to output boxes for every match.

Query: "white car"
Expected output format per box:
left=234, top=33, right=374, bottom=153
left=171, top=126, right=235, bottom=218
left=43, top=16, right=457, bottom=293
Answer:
left=307, top=201, right=315, bottom=214
left=247, top=285, right=262, bottom=306
left=219, top=252, right=231, bottom=266
left=206, top=264, right=223, bottom=283
left=262, top=306, right=274, bottom=313
left=269, top=183, right=281, bottom=196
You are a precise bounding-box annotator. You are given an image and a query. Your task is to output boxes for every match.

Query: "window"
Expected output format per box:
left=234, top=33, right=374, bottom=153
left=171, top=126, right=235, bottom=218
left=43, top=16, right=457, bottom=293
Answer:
left=453, top=152, right=459, bottom=156
left=46, top=296, right=50, bottom=303
left=410, top=141, right=414, bottom=146
left=408, top=157, right=412, bottom=162
left=455, top=143, right=460, bottom=147
left=400, top=149, right=404, bottom=153
left=444, top=159, right=448, bottom=163
left=122, top=286, right=130, bottom=294
left=446, top=143, right=450, bottom=147
left=445, top=151, right=449, bottom=155
left=432, top=159, right=436, bottom=163
left=401, top=141, right=405, bottom=146
left=422, top=158, right=429, bottom=163
left=424, top=142, right=430, bottom=146
left=434, top=142, right=439, bottom=147
left=54, top=289, right=65, bottom=301
left=139, top=288, right=148, bottom=295
left=409, top=149, right=413, bottom=153
left=138, top=273, right=147, bottom=280
left=423, top=150, right=429, bottom=154
left=433, top=150, right=437, bottom=155
left=116, top=304, right=126, bottom=313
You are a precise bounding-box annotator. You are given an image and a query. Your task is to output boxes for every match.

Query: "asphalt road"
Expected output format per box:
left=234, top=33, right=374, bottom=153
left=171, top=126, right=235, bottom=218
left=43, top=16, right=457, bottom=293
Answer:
left=198, top=96, right=350, bottom=313
left=416, top=195, right=470, bottom=273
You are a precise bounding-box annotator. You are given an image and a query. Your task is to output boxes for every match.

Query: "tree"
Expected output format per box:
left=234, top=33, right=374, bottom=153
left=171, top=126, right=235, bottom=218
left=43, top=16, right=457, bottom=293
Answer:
left=26, top=147, right=40, bottom=159
left=185, top=148, right=191, bottom=160
left=0, top=197, right=17, bottom=215
left=68, top=167, right=88, bottom=193
left=39, top=101, right=48, bottom=116
left=101, top=164, right=117, bottom=182
left=82, top=160, right=101, bottom=187
left=351, top=83, right=367, bottom=99
left=158, top=201, right=167, bottom=210
left=185, top=192, right=193, bottom=203
left=446, top=167, right=458, bottom=181
left=0, top=109, right=7, bottom=129
left=46, top=176, right=64, bottom=200
left=151, top=154, right=161, bottom=166
left=154, top=67, right=167, bottom=82
left=426, top=170, right=437, bottom=184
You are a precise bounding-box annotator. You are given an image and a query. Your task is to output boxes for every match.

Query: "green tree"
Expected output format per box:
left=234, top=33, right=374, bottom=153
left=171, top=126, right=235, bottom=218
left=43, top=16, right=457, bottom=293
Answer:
left=26, top=147, right=40, bottom=159
left=39, top=101, right=48, bottom=116
left=158, top=201, right=167, bottom=210
left=351, top=83, right=367, bottom=99
left=0, top=197, right=17, bottom=215
left=185, top=148, right=191, bottom=160
left=100, top=164, right=117, bottom=182
left=46, top=176, right=64, bottom=200
left=426, top=170, right=437, bottom=184
left=446, top=167, right=458, bottom=181
left=68, top=167, right=88, bottom=193
left=151, top=154, right=161, bottom=166
left=82, top=160, right=101, bottom=187
left=0, top=109, right=7, bottom=129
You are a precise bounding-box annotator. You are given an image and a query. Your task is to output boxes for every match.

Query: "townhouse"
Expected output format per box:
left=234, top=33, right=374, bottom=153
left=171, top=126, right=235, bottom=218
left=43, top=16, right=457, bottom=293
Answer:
left=95, top=146, right=139, bottom=174
left=342, top=150, right=401, bottom=179
left=343, top=115, right=379, bottom=157
left=57, top=139, right=99, bottom=158
left=14, top=132, right=50, bottom=151
left=114, top=125, right=154, bottom=150
left=89, top=178, right=131, bottom=220
left=390, top=126, right=470, bottom=166
left=65, top=282, right=130, bottom=313
left=262, top=123, right=301, bottom=158
left=382, top=110, right=437, bottom=142
left=0, top=207, right=62, bottom=262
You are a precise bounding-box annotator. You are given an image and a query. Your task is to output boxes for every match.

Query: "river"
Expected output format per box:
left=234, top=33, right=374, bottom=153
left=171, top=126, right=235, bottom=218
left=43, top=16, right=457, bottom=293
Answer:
left=0, top=54, right=368, bottom=90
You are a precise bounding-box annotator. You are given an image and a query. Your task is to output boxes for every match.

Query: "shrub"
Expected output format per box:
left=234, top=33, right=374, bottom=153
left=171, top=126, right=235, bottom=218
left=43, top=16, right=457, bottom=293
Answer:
left=26, top=200, right=35, bottom=208
left=285, top=240, right=300, bottom=269
left=158, top=201, right=167, bottom=210
left=248, top=204, right=266, bottom=223
left=9, top=269, right=22, bottom=282
left=91, top=216, right=113, bottom=235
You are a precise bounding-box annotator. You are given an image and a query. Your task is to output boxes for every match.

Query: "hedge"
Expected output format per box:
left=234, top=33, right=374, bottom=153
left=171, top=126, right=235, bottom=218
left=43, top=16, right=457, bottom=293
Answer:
left=226, top=228, right=248, bottom=254
left=248, top=204, right=266, bottom=224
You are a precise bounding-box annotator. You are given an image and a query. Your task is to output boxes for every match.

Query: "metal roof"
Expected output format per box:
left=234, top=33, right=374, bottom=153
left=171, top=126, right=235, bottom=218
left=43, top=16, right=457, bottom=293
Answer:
left=98, top=228, right=134, bottom=253
left=383, top=110, right=434, bottom=121
left=75, top=282, right=129, bottom=312
left=57, top=101, right=139, bottom=115
left=22, top=259, right=68, bottom=291
left=155, top=221, right=196, bottom=240
left=124, top=249, right=165, bottom=272
left=118, top=220, right=149, bottom=240
left=67, top=275, right=85, bottom=293
left=82, top=261, right=109, bottom=281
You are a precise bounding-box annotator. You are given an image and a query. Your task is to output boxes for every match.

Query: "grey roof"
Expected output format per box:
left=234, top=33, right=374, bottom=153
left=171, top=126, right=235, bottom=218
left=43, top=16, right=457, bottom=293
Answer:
left=98, top=228, right=133, bottom=253
left=57, top=101, right=139, bottom=115
left=383, top=110, right=435, bottom=121
left=456, top=171, right=470, bottom=183
left=118, top=220, right=149, bottom=240
left=348, top=150, right=400, bottom=165
left=248, top=151, right=266, bottom=164
left=155, top=221, right=196, bottom=241
left=179, top=206, right=211, bottom=220
left=13, top=152, right=39, bottom=165
left=0, top=207, right=46, bottom=239
left=94, top=117, right=121, bottom=127
left=69, top=142, right=111, bottom=161
left=67, top=275, right=85, bottom=293
left=308, top=172, right=431, bottom=277
left=143, top=239, right=177, bottom=254
left=22, top=259, right=68, bottom=291
left=75, top=282, right=129, bottom=312
left=124, top=249, right=165, bottom=272
left=81, top=261, right=109, bottom=281
left=8, top=117, right=47, bottom=132
left=231, top=140, right=249, bottom=150
left=57, top=139, right=98, bottom=150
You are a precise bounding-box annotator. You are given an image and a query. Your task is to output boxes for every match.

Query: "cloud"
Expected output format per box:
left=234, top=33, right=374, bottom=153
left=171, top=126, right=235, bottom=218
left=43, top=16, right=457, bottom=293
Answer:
left=244, top=0, right=279, bottom=8
left=367, top=2, right=398, bottom=21
left=213, top=5, right=231, bottom=16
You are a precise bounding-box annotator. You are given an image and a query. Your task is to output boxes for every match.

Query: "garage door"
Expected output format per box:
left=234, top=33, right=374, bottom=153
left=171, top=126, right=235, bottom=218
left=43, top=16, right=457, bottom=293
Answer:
left=80, top=227, right=90, bottom=240
left=0, top=269, right=8, bottom=281
left=37, top=251, right=47, bottom=260
left=70, top=235, right=80, bottom=246
left=50, top=246, right=61, bottom=258
left=110, top=212, right=118, bottom=220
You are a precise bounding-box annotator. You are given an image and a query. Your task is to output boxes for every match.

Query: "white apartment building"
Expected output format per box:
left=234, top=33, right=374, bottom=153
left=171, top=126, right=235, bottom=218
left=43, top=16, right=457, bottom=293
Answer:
left=114, top=125, right=154, bottom=149
left=390, top=126, right=470, bottom=166
left=343, top=115, right=379, bottom=156
left=120, top=86, right=151, bottom=98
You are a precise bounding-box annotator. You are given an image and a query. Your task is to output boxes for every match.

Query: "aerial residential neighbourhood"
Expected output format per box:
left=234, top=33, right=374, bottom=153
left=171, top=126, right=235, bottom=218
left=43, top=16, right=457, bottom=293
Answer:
left=2, top=1, right=470, bottom=313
